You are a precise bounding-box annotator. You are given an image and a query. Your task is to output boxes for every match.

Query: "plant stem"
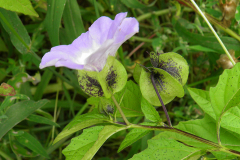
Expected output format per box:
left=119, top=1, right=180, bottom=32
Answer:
left=131, top=124, right=240, bottom=157
left=111, top=95, right=130, bottom=125
left=189, top=0, right=236, bottom=66
left=151, top=73, right=172, bottom=127
left=0, top=150, right=14, bottom=160
left=136, top=7, right=192, bottom=22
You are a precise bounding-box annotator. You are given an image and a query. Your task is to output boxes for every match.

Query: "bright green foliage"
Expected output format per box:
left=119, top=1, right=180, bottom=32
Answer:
left=46, top=0, right=67, bottom=46
left=188, top=87, right=240, bottom=137
left=210, top=63, right=240, bottom=121
left=130, top=136, right=201, bottom=160
left=118, top=128, right=151, bottom=153
left=133, top=64, right=142, bottom=84
left=114, top=80, right=144, bottom=117
left=156, top=115, right=240, bottom=159
left=0, top=83, right=16, bottom=96
left=82, top=125, right=127, bottom=159
left=118, top=122, right=155, bottom=153
left=0, top=100, right=48, bottom=139
left=14, top=131, right=49, bottom=158
left=0, top=0, right=38, bottom=17
left=98, top=56, right=128, bottom=98
left=63, top=126, right=104, bottom=160
left=53, top=112, right=110, bottom=144
left=141, top=98, right=162, bottom=123
left=63, top=125, right=126, bottom=160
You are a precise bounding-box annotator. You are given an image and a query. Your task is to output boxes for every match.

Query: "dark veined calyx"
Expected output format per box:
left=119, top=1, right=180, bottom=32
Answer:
left=139, top=52, right=189, bottom=106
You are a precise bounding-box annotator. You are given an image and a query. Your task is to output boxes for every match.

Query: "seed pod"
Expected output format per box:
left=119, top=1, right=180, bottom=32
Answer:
left=216, top=50, right=238, bottom=69
left=219, top=0, right=239, bottom=26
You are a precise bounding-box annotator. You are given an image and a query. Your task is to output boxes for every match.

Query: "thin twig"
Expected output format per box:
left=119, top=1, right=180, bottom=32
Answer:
left=151, top=73, right=172, bottom=127
left=127, top=33, right=156, bottom=58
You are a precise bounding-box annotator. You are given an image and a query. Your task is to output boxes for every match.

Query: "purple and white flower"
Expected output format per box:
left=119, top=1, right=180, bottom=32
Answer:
left=40, top=12, right=139, bottom=71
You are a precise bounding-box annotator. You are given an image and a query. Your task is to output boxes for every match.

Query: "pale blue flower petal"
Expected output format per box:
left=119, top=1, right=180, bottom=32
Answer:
left=40, top=12, right=139, bottom=71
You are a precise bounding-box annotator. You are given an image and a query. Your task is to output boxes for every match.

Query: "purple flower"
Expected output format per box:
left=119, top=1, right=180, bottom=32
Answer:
left=40, top=12, right=139, bottom=71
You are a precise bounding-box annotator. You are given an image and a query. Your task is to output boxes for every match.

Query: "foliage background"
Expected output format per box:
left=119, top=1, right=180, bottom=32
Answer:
left=1, top=0, right=240, bottom=159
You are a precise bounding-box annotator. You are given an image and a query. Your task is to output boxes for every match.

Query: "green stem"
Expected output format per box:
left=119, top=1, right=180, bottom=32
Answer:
left=131, top=36, right=153, bottom=43
left=189, top=0, right=236, bottom=66
left=0, top=150, right=14, bottom=160
left=111, top=95, right=130, bottom=125
left=130, top=124, right=240, bottom=157
left=188, top=76, right=219, bottom=87
left=205, top=13, right=240, bottom=42
left=136, top=7, right=192, bottom=22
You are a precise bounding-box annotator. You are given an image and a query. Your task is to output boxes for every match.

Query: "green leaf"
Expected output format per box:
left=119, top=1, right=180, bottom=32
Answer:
left=8, top=72, right=34, bottom=92
left=34, top=69, right=53, bottom=101
left=10, top=141, right=37, bottom=157
left=27, top=114, right=60, bottom=127
left=157, top=115, right=240, bottom=158
left=133, top=63, right=142, bottom=84
left=62, top=126, right=104, bottom=160
left=188, top=88, right=216, bottom=118
left=174, top=19, right=240, bottom=53
left=0, top=94, right=29, bottom=112
left=188, top=45, right=218, bottom=53
left=141, top=97, right=161, bottom=123
left=82, top=125, right=127, bottom=160
left=114, top=80, right=144, bottom=117
left=0, top=83, right=16, bottom=96
left=0, top=37, right=8, bottom=52
left=140, top=68, right=184, bottom=106
left=9, top=136, right=38, bottom=157
left=15, top=131, right=49, bottom=158
left=0, top=0, right=38, bottom=17
left=53, top=113, right=110, bottom=144
left=120, top=0, right=157, bottom=8
left=188, top=87, right=240, bottom=137
left=0, top=99, right=48, bottom=139
left=0, top=8, right=30, bottom=54
left=46, top=0, right=67, bottom=46
left=98, top=56, right=128, bottom=98
left=235, top=5, right=240, bottom=22
left=210, top=63, right=240, bottom=125
left=62, top=0, right=85, bottom=43
left=118, top=123, right=154, bottom=152
left=130, top=137, right=200, bottom=160
left=176, top=115, right=240, bottom=157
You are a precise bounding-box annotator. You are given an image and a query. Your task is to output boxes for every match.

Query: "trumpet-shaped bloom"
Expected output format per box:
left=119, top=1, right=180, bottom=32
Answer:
left=40, top=12, right=139, bottom=71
